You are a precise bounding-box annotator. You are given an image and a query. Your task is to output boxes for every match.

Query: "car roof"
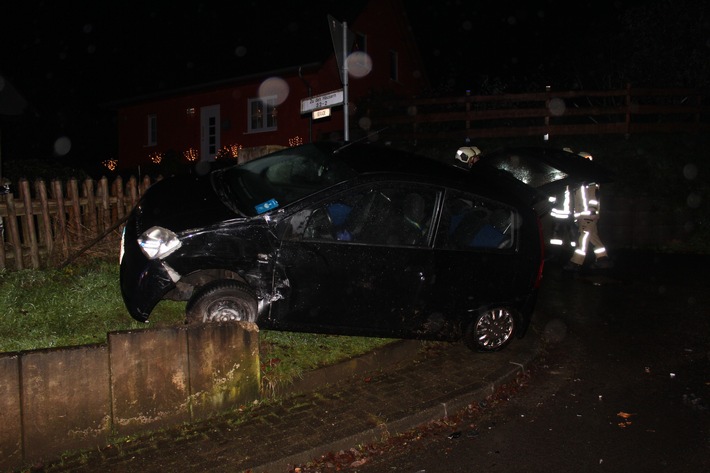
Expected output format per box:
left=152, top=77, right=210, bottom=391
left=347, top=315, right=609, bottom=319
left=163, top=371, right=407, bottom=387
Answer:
left=316, top=141, right=460, bottom=177
left=313, top=141, right=542, bottom=207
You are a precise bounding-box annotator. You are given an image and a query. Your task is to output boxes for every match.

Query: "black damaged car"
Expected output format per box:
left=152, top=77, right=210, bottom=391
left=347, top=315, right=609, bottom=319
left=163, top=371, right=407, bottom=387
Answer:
left=119, top=142, right=609, bottom=351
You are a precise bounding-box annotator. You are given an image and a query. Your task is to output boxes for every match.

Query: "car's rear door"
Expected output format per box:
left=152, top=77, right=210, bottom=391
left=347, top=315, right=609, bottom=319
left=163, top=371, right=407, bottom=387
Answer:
left=428, top=188, right=530, bottom=319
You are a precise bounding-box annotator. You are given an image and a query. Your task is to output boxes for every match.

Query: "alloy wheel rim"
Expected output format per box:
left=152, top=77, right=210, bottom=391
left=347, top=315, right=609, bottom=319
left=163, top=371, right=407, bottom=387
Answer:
left=475, top=308, right=514, bottom=349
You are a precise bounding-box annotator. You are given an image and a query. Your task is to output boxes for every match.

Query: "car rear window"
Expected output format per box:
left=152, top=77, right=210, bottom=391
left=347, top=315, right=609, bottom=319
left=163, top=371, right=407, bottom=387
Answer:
left=481, top=153, right=568, bottom=188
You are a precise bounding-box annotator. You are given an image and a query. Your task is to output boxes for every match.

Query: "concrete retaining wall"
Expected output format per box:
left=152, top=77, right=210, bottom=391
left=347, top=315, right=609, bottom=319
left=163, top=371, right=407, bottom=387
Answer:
left=0, top=322, right=260, bottom=472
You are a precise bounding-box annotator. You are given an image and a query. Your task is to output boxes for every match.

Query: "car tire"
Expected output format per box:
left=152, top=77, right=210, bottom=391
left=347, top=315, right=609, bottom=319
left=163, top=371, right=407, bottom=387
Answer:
left=186, top=280, right=257, bottom=324
left=463, top=307, right=516, bottom=352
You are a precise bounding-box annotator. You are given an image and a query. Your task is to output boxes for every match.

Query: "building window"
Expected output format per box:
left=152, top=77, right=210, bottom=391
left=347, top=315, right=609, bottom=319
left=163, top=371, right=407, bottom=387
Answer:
left=389, top=50, right=399, bottom=82
left=248, top=96, right=277, bottom=133
left=147, top=114, right=157, bottom=146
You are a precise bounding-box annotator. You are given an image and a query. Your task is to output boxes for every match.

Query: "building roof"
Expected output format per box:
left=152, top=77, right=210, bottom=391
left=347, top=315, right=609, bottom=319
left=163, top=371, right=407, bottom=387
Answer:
left=104, top=1, right=372, bottom=106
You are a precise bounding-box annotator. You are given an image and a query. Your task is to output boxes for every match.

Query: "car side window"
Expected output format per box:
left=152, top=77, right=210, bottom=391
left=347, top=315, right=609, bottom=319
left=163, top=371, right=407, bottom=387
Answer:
left=285, top=185, right=438, bottom=247
left=436, top=190, right=515, bottom=251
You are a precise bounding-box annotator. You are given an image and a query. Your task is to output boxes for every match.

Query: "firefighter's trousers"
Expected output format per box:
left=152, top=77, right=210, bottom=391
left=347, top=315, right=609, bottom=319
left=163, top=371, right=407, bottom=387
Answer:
left=570, top=216, right=608, bottom=265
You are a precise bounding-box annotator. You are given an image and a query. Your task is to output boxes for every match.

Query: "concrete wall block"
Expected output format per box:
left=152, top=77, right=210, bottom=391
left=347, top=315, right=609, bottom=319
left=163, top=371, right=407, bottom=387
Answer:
left=109, top=327, right=190, bottom=436
left=187, top=322, right=261, bottom=421
left=20, top=344, right=111, bottom=463
left=0, top=353, right=22, bottom=471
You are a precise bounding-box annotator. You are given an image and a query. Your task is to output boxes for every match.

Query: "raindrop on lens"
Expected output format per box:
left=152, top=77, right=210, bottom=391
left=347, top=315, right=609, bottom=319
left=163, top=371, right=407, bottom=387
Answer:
left=54, top=136, right=71, bottom=156
left=683, top=163, right=698, bottom=180
left=346, top=51, right=372, bottom=78
left=548, top=98, right=566, bottom=116
left=258, top=77, right=289, bottom=105
left=686, top=192, right=701, bottom=209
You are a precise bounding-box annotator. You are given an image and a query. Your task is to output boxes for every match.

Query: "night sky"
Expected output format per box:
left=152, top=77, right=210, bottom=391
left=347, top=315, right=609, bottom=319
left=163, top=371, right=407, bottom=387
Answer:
left=0, top=0, right=706, bottom=165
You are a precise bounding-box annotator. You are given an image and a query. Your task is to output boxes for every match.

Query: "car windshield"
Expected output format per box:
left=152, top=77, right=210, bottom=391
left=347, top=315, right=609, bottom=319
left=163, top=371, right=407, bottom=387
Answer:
left=213, top=144, right=358, bottom=217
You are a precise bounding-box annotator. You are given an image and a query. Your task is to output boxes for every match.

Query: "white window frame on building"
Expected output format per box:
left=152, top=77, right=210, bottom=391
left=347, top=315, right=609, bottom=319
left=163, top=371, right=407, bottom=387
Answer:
left=248, top=96, right=278, bottom=133
left=389, top=50, right=399, bottom=82
left=147, top=114, right=157, bottom=146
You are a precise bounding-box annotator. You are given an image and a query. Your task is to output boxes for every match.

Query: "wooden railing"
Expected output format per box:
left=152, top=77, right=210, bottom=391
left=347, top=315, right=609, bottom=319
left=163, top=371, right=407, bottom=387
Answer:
left=368, top=85, right=710, bottom=141
left=3, top=87, right=708, bottom=271
left=0, top=175, right=157, bottom=270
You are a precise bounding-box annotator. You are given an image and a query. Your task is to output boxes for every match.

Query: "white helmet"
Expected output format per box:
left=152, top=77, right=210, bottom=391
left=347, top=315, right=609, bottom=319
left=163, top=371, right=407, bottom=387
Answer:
left=455, top=146, right=481, bottom=164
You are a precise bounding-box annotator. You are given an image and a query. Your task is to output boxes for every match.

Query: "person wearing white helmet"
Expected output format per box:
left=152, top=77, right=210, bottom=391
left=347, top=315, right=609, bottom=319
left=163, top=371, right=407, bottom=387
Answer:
left=455, top=146, right=481, bottom=167
left=564, top=151, right=611, bottom=271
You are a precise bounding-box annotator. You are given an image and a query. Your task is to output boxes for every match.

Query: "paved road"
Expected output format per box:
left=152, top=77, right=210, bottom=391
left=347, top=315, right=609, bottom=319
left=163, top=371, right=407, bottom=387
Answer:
left=298, top=251, right=710, bottom=472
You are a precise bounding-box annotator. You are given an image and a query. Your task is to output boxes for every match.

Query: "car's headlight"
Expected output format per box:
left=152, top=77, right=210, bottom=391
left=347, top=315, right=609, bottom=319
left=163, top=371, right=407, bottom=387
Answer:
left=138, top=226, right=182, bottom=260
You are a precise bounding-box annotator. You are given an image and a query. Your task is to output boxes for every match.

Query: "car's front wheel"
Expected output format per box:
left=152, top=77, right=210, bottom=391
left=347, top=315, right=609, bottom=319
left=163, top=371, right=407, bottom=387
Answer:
left=186, top=280, right=257, bottom=324
left=463, top=307, right=516, bottom=352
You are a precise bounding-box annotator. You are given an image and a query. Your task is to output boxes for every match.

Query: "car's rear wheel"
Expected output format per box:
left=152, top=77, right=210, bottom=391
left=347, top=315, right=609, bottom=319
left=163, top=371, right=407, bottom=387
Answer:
left=186, top=280, right=257, bottom=324
left=463, top=307, right=516, bottom=352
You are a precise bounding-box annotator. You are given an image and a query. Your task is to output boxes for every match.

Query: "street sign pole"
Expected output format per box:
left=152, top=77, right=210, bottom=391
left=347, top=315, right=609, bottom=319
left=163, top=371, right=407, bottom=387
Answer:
left=328, top=15, right=353, bottom=142
left=342, top=21, right=349, bottom=141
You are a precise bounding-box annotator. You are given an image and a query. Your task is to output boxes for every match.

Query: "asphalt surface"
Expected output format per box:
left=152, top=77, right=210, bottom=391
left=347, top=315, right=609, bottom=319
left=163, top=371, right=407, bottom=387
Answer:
left=33, top=249, right=701, bottom=473
left=318, top=249, right=710, bottom=472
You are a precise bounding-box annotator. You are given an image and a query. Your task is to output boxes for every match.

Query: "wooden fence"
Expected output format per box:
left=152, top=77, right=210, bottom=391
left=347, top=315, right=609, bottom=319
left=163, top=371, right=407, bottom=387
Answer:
left=0, top=175, right=157, bottom=270
left=3, top=87, right=708, bottom=271
left=368, top=85, right=710, bottom=141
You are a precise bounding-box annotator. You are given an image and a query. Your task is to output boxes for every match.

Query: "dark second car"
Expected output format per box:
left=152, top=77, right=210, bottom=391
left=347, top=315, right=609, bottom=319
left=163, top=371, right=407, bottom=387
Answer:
left=120, top=142, right=606, bottom=351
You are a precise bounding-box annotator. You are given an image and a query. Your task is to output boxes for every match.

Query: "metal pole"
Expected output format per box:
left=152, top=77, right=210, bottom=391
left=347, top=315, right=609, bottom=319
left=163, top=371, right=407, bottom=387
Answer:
left=343, top=21, right=349, bottom=142
left=299, top=67, right=313, bottom=143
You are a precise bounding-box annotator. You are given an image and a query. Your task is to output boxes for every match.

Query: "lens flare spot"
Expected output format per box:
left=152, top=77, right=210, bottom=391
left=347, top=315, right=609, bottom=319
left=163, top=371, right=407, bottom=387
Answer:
left=347, top=51, right=373, bottom=78
left=54, top=136, right=72, bottom=156
left=258, top=77, right=289, bottom=105
left=548, top=97, right=566, bottom=116
left=683, top=163, right=698, bottom=180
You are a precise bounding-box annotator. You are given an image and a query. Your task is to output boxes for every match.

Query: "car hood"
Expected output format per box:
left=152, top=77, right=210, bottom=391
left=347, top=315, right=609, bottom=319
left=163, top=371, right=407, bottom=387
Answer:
left=133, top=173, right=240, bottom=233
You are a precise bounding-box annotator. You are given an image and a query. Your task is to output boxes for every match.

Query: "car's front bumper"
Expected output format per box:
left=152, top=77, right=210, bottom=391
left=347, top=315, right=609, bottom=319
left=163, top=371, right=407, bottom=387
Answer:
left=120, top=221, right=177, bottom=323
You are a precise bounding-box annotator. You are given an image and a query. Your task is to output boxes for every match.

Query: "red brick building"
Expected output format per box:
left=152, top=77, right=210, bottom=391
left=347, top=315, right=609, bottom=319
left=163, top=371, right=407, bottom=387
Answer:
left=111, top=0, right=428, bottom=172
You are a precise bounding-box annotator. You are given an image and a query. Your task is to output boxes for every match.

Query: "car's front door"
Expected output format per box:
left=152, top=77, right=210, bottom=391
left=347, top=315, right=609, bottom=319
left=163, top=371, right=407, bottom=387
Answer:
left=269, top=183, right=441, bottom=336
